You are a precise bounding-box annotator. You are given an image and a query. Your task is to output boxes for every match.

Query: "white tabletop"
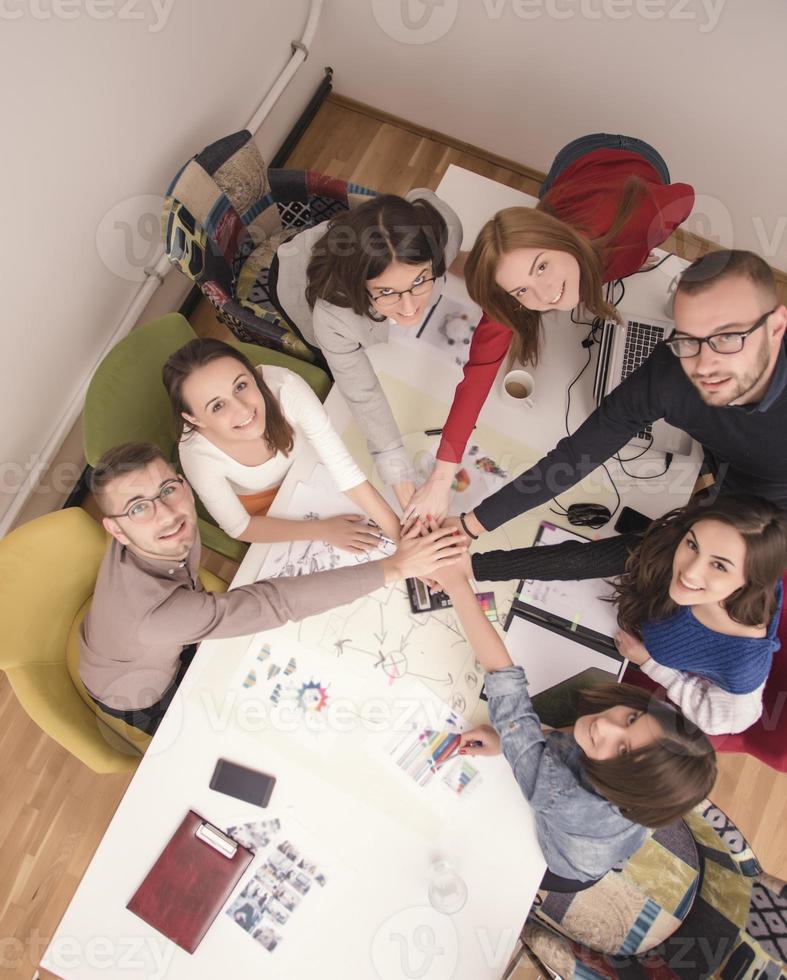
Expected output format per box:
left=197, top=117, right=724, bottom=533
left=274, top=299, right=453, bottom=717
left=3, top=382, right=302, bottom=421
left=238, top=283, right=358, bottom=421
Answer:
left=42, top=166, right=699, bottom=980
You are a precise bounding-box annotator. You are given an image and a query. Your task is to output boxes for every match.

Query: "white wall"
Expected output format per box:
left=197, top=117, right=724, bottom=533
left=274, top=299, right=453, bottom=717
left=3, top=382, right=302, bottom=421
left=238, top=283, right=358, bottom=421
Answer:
left=1, top=0, right=325, bottom=527
left=4, top=0, right=785, bottom=527
left=313, top=0, right=787, bottom=267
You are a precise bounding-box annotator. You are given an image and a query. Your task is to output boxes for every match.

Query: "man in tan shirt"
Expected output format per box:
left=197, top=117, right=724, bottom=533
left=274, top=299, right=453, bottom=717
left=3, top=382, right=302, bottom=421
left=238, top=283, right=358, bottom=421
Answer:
left=80, top=442, right=465, bottom=735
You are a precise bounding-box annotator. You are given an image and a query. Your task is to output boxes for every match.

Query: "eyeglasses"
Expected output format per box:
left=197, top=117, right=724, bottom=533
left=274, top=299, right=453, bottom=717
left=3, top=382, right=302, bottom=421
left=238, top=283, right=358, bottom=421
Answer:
left=368, top=275, right=436, bottom=308
left=665, top=308, right=775, bottom=358
left=106, top=478, right=186, bottom=524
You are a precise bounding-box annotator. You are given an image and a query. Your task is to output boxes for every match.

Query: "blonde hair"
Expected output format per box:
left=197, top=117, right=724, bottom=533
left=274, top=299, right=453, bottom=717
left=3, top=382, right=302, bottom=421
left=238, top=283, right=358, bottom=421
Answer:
left=465, top=179, right=647, bottom=365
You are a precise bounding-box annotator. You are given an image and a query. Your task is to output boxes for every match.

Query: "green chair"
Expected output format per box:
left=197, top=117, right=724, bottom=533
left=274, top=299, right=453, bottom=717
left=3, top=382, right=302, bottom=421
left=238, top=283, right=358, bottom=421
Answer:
left=83, top=312, right=331, bottom=563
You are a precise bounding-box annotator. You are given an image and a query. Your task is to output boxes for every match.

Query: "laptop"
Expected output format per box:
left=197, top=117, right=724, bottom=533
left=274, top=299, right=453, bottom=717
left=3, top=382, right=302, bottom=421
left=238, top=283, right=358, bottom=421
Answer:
left=593, top=313, right=693, bottom=456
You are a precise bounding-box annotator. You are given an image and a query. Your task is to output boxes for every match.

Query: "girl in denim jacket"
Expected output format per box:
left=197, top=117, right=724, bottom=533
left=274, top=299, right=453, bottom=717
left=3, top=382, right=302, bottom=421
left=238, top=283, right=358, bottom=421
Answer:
left=432, top=559, right=716, bottom=890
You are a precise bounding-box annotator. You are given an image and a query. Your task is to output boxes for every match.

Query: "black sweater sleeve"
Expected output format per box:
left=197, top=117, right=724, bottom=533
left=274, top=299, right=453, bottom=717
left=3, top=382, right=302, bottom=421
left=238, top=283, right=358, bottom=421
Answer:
left=474, top=344, right=673, bottom=532
left=471, top=532, right=640, bottom=582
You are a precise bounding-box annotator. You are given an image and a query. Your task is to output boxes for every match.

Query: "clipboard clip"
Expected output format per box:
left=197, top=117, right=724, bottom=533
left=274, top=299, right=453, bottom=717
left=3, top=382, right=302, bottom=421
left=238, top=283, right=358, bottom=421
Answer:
left=195, top=820, right=238, bottom=859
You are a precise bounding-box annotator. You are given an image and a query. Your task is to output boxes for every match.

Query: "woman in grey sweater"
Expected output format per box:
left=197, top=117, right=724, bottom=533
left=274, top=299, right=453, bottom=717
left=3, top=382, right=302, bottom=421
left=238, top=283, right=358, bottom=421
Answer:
left=269, top=189, right=463, bottom=510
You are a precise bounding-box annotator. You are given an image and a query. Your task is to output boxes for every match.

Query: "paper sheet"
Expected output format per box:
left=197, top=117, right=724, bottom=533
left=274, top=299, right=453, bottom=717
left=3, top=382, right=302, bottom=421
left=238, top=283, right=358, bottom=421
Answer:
left=256, top=466, right=390, bottom=581
left=517, top=522, right=621, bottom=639
left=226, top=818, right=333, bottom=956
left=503, top=614, right=620, bottom=698
left=389, top=294, right=481, bottom=369
left=402, top=437, right=510, bottom=517
left=232, top=636, right=369, bottom=749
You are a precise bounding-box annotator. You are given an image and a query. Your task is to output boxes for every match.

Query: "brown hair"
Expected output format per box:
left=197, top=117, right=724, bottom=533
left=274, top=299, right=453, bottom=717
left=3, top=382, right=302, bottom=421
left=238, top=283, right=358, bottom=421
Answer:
left=578, top=683, right=717, bottom=828
left=162, top=340, right=294, bottom=455
left=90, top=442, right=168, bottom=511
left=464, top=180, right=647, bottom=366
left=305, top=194, right=448, bottom=317
left=614, top=494, right=787, bottom=635
left=677, top=249, right=778, bottom=306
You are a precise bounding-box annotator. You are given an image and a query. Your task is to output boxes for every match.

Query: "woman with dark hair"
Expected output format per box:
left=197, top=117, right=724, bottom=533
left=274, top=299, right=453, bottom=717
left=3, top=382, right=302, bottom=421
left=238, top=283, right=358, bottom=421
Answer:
left=469, top=494, right=787, bottom=735
left=430, top=554, right=716, bottom=889
left=404, top=134, right=695, bottom=524
left=163, top=339, right=400, bottom=550
left=269, top=190, right=463, bottom=509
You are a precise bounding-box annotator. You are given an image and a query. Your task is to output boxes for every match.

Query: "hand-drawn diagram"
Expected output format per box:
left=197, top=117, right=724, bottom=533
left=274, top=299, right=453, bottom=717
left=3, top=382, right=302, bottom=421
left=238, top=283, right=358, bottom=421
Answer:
left=280, top=579, right=482, bottom=717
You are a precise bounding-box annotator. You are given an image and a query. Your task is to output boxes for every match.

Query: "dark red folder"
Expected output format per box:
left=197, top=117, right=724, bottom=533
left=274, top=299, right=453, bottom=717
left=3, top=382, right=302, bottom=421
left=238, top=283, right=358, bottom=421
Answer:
left=127, top=810, right=253, bottom=954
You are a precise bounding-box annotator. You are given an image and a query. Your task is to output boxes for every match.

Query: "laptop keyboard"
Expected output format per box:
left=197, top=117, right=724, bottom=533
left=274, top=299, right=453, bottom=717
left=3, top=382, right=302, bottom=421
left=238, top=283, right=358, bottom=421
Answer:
left=622, top=321, right=665, bottom=440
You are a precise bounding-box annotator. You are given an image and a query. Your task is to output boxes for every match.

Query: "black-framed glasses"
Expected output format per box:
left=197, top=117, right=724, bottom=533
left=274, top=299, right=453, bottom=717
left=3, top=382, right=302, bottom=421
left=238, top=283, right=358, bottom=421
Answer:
left=368, top=275, right=437, bottom=308
left=106, top=478, right=186, bottom=524
left=665, top=308, right=775, bottom=358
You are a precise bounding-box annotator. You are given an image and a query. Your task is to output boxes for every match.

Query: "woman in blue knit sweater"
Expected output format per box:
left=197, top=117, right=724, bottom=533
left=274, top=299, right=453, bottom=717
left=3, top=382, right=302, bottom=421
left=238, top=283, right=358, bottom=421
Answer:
left=472, top=495, right=787, bottom=735
left=610, top=495, right=785, bottom=735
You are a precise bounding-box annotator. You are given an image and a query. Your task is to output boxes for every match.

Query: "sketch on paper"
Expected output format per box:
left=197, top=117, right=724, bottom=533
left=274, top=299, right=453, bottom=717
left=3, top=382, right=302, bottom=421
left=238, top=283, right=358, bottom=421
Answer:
left=256, top=475, right=390, bottom=581
left=282, top=579, right=481, bottom=716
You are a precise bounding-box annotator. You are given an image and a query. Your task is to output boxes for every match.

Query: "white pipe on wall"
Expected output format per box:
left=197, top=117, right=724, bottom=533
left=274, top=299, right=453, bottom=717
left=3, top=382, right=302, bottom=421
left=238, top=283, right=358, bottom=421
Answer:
left=2, top=0, right=324, bottom=537
left=246, top=0, right=323, bottom=136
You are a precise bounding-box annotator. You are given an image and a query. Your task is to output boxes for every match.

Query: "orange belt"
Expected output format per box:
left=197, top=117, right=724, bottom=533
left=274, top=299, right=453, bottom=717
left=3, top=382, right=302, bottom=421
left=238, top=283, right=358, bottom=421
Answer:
left=238, top=484, right=280, bottom=517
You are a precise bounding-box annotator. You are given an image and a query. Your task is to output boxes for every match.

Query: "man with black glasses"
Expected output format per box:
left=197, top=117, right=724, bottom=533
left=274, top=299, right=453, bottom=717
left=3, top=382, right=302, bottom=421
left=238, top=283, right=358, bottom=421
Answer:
left=455, top=249, right=787, bottom=581
left=80, top=442, right=466, bottom=734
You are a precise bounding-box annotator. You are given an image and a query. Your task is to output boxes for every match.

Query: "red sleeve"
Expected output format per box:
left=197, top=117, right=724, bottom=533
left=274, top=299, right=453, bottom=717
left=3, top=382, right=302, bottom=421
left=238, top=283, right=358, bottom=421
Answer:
left=540, top=149, right=695, bottom=281
left=437, top=314, right=512, bottom=463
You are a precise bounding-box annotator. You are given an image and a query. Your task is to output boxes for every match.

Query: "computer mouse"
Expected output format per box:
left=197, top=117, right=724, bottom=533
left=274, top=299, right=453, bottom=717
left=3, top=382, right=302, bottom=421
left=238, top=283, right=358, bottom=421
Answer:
left=566, top=502, right=612, bottom=529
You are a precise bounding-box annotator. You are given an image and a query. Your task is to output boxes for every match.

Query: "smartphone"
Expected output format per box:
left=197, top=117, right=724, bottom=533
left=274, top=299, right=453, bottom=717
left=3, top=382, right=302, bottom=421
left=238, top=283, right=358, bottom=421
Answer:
left=209, top=759, right=276, bottom=808
left=614, top=505, right=652, bottom=535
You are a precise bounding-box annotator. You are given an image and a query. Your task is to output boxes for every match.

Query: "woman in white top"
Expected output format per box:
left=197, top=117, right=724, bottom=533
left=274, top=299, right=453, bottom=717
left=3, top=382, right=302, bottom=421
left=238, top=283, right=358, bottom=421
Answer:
left=163, top=339, right=400, bottom=550
left=269, top=189, right=464, bottom=510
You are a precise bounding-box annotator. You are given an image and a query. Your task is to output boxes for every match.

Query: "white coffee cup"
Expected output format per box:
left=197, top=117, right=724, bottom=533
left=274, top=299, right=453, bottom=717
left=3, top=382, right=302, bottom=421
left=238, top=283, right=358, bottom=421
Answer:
left=502, top=369, right=535, bottom=408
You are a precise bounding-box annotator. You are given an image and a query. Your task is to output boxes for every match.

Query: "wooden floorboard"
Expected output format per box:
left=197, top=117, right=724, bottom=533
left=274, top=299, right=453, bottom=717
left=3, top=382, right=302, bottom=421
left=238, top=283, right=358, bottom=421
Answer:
left=3, top=96, right=786, bottom=980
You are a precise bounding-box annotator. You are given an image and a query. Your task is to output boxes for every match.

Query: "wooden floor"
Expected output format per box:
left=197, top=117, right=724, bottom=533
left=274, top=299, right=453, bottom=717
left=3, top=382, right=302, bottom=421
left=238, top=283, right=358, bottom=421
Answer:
left=2, top=94, right=786, bottom=980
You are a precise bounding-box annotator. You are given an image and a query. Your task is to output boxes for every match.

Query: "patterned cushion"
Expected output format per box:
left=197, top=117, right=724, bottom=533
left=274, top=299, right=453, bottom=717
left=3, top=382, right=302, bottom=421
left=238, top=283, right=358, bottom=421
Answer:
left=533, top=820, right=700, bottom=957
left=524, top=802, right=787, bottom=979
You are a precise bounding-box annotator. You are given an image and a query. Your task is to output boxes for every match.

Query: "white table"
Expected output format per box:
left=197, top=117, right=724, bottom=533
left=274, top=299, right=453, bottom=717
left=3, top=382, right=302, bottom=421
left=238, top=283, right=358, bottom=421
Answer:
left=41, top=167, right=700, bottom=980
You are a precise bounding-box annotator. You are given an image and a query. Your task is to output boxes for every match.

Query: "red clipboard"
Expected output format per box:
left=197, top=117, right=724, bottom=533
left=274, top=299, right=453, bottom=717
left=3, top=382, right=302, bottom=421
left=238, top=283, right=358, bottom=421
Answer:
left=127, top=810, right=253, bottom=954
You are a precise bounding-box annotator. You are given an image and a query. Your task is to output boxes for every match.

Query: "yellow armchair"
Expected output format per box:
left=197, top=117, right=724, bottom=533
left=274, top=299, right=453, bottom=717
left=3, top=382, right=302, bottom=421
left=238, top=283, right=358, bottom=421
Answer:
left=0, top=508, right=226, bottom=774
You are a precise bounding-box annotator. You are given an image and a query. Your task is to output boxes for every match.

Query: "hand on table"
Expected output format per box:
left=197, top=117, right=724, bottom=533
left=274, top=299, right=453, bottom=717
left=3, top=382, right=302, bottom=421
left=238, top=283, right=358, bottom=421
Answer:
left=459, top=725, right=501, bottom=757
left=614, top=629, right=651, bottom=665
left=381, top=523, right=468, bottom=583
left=317, top=515, right=383, bottom=554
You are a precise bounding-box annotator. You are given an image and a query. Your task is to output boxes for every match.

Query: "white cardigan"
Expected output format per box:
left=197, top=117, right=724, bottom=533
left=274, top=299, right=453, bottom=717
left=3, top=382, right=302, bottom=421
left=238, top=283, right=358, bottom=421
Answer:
left=179, top=364, right=365, bottom=538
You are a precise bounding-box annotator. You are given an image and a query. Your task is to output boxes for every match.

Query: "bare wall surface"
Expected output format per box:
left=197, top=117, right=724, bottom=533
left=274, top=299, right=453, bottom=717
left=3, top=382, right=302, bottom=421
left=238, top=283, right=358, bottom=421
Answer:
left=0, top=0, right=324, bottom=526
left=3, top=0, right=786, bottom=526
left=314, top=0, right=787, bottom=267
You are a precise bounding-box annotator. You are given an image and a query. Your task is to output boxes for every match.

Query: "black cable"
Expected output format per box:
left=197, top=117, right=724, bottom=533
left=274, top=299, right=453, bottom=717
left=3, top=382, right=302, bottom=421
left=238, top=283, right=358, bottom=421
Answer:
left=628, top=252, right=673, bottom=276
left=549, top=319, right=622, bottom=523
left=570, top=308, right=596, bottom=328
left=564, top=325, right=595, bottom=434
left=614, top=433, right=654, bottom=463
left=617, top=452, right=673, bottom=480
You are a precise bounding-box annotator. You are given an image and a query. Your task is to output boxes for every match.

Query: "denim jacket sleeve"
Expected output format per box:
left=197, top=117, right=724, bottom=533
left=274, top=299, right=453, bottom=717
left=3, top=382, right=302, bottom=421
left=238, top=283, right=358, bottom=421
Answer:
left=485, top=666, right=648, bottom=881
left=484, top=665, right=548, bottom=801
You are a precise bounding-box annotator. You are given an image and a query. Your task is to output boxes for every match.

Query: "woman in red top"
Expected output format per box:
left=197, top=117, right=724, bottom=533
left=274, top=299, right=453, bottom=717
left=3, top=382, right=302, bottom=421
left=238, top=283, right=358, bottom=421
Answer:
left=403, top=134, right=695, bottom=525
